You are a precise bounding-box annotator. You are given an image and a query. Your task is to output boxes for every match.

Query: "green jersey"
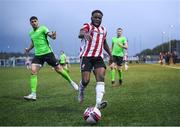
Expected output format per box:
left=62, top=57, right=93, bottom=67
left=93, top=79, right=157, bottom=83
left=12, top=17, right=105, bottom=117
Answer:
left=29, top=26, right=52, bottom=56
left=60, top=53, right=66, bottom=64
left=112, top=36, right=127, bottom=57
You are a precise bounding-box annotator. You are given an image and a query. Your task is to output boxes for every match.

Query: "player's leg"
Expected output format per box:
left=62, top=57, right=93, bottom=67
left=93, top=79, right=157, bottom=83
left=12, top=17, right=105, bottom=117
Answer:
left=55, top=65, right=78, bottom=90
left=78, top=57, right=92, bottom=103
left=111, top=56, right=116, bottom=85
left=60, top=63, right=69, bottom=73
left=64, top=64, right=70, bottom=73
left=94, top=57, right=107, bottom=110
left=78, top=71, right=91, bottom=103
left=117, top=57, right=124, bottom=85
left=125, top=60, right=128, bottom=70
left=47, top=53, right=78, bottom=90
left=24, top=57, right=42, bottom=101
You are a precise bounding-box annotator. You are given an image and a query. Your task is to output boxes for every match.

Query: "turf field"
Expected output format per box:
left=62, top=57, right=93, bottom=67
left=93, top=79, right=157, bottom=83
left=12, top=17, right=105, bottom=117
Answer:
left=0, top=64, right=180, bottom=126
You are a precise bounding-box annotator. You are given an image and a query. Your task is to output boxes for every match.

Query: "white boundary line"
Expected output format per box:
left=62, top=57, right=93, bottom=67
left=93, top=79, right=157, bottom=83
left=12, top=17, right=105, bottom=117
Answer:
left=151, top=64, right=180, bottom=70
left=127, top=64, right=180, bottom=70
left=163, top=65, right=180, bottom=70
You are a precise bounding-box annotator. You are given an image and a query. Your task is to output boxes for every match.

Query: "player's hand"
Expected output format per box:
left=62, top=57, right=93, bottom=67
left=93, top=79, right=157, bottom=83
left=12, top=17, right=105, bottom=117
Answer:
left=51, top=31, right=56, bottom=39
left=24, top=48, right=29, bottom=54
left=84, top=33, right=92, bottom=42
left=118, top=43, right=123, bottom=47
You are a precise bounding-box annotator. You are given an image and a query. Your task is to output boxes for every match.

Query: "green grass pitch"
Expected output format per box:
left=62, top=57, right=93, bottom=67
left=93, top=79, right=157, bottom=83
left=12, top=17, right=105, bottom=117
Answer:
left=0, top=64, right=180, bottom=126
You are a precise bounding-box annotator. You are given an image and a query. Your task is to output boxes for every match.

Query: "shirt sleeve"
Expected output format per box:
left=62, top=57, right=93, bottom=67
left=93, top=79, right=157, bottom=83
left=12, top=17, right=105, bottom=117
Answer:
left=81, top=23, right=90, bottom=33
left=42, top=26, right=49, bottom=34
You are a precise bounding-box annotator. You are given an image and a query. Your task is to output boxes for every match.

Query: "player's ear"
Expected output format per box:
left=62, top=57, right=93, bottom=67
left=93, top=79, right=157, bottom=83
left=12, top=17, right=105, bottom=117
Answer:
left=91, top=16, right=93, bottom=22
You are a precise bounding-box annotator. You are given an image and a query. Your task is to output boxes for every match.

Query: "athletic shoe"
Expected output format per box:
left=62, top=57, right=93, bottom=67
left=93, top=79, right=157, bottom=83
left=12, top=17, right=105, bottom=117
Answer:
left=119, top=80, right=123, bottom=85
left=24, top=93, right=36, bottom=101
left=96, top=101, right=108, bottom=110
left=71, top=81, right=79, bottom=91
left=112, top=81, right=116, bottom=87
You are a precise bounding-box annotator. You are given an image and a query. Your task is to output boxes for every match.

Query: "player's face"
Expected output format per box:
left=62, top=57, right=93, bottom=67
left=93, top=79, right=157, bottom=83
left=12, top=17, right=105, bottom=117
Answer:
left=117, top=29, right=122, bottom=37
left=91, top=12, right=102, bottom=27
left=30, top=19, right=39, bottom=29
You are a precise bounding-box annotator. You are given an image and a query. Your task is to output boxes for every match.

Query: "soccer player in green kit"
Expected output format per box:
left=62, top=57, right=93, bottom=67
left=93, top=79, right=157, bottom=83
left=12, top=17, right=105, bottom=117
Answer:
left=24, top=16, right=78, bottom=101
left=59, top=50, right=69, bottom=73
left=111, top=28, right=128, bottom=86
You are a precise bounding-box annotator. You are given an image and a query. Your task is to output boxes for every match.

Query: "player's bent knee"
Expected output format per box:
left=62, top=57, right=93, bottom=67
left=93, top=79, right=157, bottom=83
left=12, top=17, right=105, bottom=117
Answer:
left=54, top=65, right=62, bottom=72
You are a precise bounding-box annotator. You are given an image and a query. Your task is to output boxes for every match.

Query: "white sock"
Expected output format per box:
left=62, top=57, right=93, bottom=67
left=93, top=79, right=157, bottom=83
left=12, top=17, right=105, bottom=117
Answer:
left=95, top=82, right=105, bottom=106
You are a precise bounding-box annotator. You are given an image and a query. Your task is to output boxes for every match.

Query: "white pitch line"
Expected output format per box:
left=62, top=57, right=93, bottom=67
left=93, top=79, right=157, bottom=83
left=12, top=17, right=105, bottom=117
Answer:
left=151, top=64, right=180, bottom=70
left=163, top=65, right=180, bottom=70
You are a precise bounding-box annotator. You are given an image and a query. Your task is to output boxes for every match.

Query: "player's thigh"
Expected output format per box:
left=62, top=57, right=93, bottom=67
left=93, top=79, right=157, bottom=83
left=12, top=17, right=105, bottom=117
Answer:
left=93, top=57, right=106, bottom=82
left=80, top=57, right=93, bottom=72
left=116, top=56, right=123, bottom=67
left=45, top=53, right=59, bottom=67
left=31, top=56, right=43, bottom=74
left=94, top=67, right=106, bottom=82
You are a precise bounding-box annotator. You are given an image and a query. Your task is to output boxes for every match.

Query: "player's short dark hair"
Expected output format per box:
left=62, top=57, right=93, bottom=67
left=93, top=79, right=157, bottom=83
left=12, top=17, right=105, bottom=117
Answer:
left=117, top=28, right=123, bottom=31
left=30, top=16, right=38, bottom=22
left=91, top=10, right=103, bottom=16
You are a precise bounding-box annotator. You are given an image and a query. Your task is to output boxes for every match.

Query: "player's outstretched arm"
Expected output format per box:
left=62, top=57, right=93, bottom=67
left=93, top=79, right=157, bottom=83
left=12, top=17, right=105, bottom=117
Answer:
left=124, top=43, right=128, bottom=49
left=118, top=42, right=128, bottom=49
left=78, top=29, right=92, bottom=41
left=103, top=39, right=113, bottom=64
left=25, top=41, right=34, bottom=54
left=47, top=31, right=56, bottom=40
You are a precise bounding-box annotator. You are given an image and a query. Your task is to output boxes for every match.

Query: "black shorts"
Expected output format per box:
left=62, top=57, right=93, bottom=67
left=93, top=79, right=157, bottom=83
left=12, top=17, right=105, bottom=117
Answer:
left=32, top=52, right=59, bottom=67
left=80, top=57, right=106, bottom=72
left=113, top=55, right=123, bottom=66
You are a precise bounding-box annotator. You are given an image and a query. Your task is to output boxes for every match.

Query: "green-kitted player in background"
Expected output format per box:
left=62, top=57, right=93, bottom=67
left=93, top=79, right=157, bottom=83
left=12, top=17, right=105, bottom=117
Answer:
left=24, top=16, right=78, bottom=101
left=59, top=50, right=69, bottom=73
left=110, top=28, right=128, bottom=86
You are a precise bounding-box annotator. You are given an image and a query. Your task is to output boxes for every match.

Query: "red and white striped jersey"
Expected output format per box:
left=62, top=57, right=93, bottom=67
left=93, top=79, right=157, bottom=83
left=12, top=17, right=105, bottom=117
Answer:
left=123, top=41, right=128, bottom=61
left=79, top=23, right=107, bottom=58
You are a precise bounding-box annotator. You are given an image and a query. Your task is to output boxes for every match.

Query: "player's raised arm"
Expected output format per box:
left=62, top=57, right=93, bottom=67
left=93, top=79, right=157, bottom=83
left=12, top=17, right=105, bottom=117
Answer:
left=25, top=41, right=34, bottom=54
left=117, top=42, right=128, bottom=49
left=47, top=31, right=56, bottom=40
left=124, top=42, right=128, bottom=49
left=78, top=28, right=92, bottom=42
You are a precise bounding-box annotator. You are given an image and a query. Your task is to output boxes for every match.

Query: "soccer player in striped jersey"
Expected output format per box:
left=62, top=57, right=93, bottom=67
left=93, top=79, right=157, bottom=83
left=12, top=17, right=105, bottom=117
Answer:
left=124, top=41, right=128, bottom=70
left=24, top=16, right=78, bottom=101
left=78, top=10, right=113, bottom=110
left=111, top=28, right=128, bottom=86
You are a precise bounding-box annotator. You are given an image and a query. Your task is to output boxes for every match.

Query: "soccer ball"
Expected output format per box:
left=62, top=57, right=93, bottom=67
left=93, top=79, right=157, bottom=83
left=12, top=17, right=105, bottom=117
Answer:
left=83, top=106, right=101, bottom=124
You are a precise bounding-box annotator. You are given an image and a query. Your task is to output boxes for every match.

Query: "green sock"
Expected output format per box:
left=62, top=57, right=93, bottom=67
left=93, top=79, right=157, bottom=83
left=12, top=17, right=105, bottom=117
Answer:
left=64, top=68, right=70, bottom=74
left=31, top=74, right=37, bottom=93
left=118, top=69, right=123, bottom=80
left=58, top=69, right=72, bottom=83
left=111, top=69, right=115, bottom=81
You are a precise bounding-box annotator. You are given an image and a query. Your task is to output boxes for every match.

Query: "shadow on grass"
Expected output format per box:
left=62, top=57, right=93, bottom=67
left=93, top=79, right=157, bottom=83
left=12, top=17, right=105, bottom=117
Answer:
left=37, top=105, right=81, bottom=113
